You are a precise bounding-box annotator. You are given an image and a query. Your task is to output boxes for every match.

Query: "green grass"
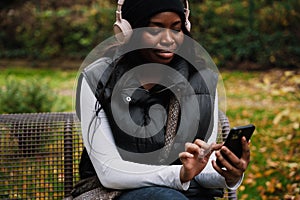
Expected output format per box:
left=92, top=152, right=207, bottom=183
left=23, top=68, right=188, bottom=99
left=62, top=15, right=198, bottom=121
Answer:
left=0, top=67, right=79, bottom=112
left=0, top=66, right=299, bottom=199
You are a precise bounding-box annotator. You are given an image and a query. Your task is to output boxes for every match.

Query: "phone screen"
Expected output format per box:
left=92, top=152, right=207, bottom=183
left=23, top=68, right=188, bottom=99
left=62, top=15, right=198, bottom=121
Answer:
left=216, top=124, right=255, bottom=167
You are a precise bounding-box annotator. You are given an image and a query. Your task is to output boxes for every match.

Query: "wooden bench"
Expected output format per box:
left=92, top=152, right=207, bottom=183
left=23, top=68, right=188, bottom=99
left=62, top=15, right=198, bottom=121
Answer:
left=0, top=112, right=237, bottom=199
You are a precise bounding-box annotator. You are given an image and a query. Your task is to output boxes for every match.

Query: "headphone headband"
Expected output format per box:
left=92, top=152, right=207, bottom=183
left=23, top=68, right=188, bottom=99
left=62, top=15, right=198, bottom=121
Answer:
left=115, top=0, right=124, bottom=21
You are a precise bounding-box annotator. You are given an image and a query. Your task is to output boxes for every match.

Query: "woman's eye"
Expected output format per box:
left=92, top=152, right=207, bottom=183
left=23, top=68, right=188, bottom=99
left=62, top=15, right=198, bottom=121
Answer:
left=147, top=28, right=161, bottom=35
left=171, top=29, right=182, bottom=34
left=146, top=27, right=182, bottom=36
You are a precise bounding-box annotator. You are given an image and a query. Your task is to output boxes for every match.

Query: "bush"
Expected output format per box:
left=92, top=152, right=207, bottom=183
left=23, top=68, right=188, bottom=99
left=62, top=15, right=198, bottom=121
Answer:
left=0, top=77, right=56, bottom=113
left=0, top=1, right=115, bottom=59
left=190, top=0, right=300, bottom=68
left=0, top=0, right=299, bottom=68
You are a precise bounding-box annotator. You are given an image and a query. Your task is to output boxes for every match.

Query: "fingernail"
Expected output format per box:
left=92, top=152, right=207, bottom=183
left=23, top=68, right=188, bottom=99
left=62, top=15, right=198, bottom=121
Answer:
left=221, top=146, right=227, bottom=152
left=188, top=153, right=194, bottom=158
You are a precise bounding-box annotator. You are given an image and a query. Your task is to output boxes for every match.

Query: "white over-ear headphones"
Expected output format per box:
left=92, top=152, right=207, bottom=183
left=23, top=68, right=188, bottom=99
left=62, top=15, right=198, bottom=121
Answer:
left=113, top=0, right=191, bottom=43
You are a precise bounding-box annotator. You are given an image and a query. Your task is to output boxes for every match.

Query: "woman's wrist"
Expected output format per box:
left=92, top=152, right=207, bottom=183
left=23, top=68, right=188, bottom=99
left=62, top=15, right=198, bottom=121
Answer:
left=180, top=165, right=192, bottom=183
left=225, top=174, right=244, bottom=190
left=225, top=173, right=244, bottom=188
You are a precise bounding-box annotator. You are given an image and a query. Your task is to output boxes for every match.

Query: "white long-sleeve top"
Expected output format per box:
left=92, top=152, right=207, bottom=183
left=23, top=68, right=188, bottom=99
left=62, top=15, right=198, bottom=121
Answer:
left=78, top=77, right=243, bottom=191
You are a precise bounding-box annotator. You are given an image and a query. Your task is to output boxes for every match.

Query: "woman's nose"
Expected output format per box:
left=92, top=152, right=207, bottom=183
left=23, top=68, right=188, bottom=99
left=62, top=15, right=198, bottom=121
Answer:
left=160, top=29, right=175, bottom=46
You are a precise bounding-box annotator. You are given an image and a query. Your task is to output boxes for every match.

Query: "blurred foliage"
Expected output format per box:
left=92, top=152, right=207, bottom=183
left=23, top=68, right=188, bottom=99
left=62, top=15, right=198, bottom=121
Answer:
left=0, top=0, right=115, bottom=59
left=0, top=77, right=56, bottom=113
left=0, top=0, right=299, bottom=68
left=222, top=69, right=300, bottom=199
left=190, top=0, right=300, bottom=68
left=0, top=66, right=77, bottom=113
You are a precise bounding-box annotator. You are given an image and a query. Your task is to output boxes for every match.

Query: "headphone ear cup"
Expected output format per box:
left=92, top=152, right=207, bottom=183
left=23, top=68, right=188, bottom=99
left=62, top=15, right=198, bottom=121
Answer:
left=113, top=19, right=133, bottom=43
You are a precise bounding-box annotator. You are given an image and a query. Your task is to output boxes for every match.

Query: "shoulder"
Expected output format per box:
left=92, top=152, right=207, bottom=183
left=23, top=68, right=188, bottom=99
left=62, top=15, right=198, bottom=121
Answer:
left=80, top=57, right=114, bottom=92
left=82, top=57, right=114, bottom=81
left=189, top=67, right=218, bottom=95
left=76, top=57, right=114, bottom=120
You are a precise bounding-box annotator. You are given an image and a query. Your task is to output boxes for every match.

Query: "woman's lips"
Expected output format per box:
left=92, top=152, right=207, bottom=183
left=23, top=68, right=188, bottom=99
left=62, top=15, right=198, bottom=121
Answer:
left=155, top=50, right=174, bottom=59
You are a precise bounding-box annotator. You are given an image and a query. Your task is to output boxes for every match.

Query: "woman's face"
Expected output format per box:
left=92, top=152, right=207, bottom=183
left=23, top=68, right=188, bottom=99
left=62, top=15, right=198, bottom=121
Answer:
left=139, top=12, right=185, bottom=64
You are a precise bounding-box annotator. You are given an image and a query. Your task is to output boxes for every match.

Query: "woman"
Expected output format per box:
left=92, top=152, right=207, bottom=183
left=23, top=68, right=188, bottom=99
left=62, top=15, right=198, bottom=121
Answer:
left=75, top=0, right=250, bottom=199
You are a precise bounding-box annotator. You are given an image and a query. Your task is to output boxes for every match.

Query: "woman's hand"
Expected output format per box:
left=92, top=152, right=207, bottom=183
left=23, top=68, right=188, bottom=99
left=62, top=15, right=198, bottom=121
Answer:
left=212, top=136, right=250, bottom=187
left=179, top=139, right=222, bottom=183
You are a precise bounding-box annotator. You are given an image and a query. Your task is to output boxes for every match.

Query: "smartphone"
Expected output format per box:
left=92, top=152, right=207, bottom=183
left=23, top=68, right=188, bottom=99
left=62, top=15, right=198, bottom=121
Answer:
left=216, top=124, right=255, bottom=168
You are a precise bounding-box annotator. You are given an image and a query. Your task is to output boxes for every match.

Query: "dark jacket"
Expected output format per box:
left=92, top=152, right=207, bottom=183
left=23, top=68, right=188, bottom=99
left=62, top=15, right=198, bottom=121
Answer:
left=77, top=51, right=218, bottom=170
left=76, top=52, right=221, bottom=197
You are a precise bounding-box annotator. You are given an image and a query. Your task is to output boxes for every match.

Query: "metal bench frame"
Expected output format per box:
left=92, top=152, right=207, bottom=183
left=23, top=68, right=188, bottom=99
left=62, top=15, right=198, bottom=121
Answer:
left=0, top=112, right=237, bottom=199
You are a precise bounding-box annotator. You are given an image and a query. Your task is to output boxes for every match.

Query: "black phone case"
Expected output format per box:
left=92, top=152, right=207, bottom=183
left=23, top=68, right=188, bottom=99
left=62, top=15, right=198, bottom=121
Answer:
left=216, top=124, right=255, bottom=167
